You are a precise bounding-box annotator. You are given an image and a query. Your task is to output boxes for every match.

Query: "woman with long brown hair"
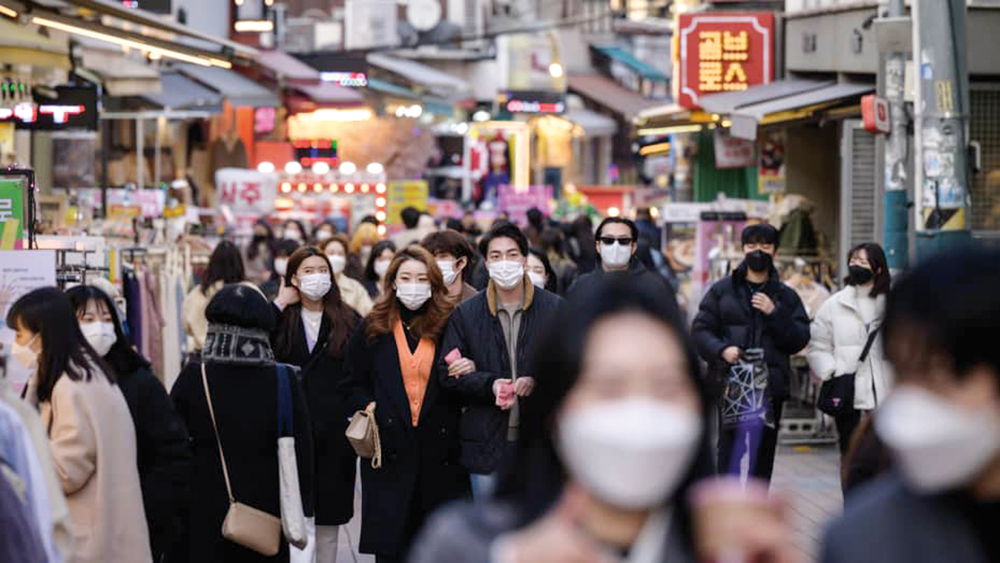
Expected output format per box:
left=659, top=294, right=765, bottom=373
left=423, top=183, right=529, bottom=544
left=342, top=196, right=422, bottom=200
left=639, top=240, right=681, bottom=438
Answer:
left=271, top=246, right=360, bottom=562
left=339, top=245, right=470, bottom=563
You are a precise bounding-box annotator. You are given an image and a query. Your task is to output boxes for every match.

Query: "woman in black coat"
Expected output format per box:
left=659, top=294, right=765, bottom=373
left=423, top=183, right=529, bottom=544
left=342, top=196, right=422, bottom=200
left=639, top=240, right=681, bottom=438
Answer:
left=171, top=284, right=314, bottom=563
left=272, top=246, right=360, bottom=561
left=340, top=245, right=470, bottom=563
left=68, top=285, right=192, bottom=562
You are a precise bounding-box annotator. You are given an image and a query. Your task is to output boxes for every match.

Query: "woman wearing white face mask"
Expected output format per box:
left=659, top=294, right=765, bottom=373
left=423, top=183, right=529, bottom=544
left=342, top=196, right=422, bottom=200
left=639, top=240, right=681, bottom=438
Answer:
left=67, top=285, right=191, bottom=563
left=526, top=248, right=558, bottom=294
left=362, top=240, right=398, bottom=299
left=822, top=247, right=1000, bottom=563
left=324, top=234, right=374, bottom=317
left=272, top=247, right=362, bottom=562
left=340, top=246, right=469, bottom=562
left=260, top=239, right=302, bottom=302
left=412, top=278, right=721, bottom=563
left=8, top=287, right=153, bottom=563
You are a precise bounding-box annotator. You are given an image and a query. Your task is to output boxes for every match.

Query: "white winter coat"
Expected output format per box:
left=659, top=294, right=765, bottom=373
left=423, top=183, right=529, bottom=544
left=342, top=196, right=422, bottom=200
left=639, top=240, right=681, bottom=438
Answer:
left=807, top=285, right=894, bottom=411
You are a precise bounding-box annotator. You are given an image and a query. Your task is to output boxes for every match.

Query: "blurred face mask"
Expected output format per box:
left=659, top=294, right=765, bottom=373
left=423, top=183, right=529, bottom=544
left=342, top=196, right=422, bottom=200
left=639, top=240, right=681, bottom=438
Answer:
left=80, top=321, right=117, bottom=357
left=396, top=283, right=432, bottom=310
left=283, top=229, right=303, bottom=242
left=274, top=258, right=289, bottom=277
left=876, top=386, right=1000, bottom=493
left=557, top=397, right=702, bottom=509
left=488, top=260, right=524, bottom=290
left=297, top=273, right=332, bottom=301
left=436, top=260, right=460, bottom=286
left=374, top=260, right=391, bottom=279
left=527, top=271, right=546, bottom=288
left=600, top=241, right=632, bottom=269
left=12, top=334, right=40, bottom=371
left=327, top=254, right=347, bottom=275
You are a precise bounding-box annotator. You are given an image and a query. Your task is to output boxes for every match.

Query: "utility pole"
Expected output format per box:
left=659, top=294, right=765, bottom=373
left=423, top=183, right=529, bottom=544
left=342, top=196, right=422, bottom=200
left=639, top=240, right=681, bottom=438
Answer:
left=882, top=0, right=908, bottom=272
left=912, top=0, right=972, bottom=259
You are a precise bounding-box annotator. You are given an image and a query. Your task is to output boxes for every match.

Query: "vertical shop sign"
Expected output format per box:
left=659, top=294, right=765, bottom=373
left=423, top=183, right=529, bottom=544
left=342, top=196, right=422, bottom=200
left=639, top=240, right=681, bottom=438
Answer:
left=678, top=12, right=775, bottom=109
left=386, top=180, right=429, bottom=225
left=215, top=168, right=278, bottom=216
left=758, top=129, right=786, bottom=194
left=0, top=180, right=25, bottom=250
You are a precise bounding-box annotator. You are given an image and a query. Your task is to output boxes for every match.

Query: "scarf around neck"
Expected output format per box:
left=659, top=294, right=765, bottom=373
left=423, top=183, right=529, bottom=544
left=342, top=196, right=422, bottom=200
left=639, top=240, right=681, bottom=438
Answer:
left=202, top=323, right=275, bottom=366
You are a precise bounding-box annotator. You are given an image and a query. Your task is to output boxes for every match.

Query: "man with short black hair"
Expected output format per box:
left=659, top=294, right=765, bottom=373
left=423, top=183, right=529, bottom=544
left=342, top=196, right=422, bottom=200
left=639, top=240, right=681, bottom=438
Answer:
left=390, top=206, right=427, bottom=249
left=569, top=217, right=678, bottom=314
left=439, top=223, right=562, bottom=499
left=692, top=223, right=810, bottom=483
left=421, top=229, right=478, bottom=303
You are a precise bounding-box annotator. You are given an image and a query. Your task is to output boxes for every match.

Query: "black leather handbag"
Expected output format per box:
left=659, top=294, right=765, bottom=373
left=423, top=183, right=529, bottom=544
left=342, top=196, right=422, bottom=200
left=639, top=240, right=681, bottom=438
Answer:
left=816, top=328, right=879, bottom=416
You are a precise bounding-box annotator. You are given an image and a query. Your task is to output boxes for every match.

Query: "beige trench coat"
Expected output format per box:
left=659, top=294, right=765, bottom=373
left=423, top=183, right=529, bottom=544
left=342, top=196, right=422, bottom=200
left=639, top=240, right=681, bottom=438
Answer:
left=40, top=372, right=152, bottom=563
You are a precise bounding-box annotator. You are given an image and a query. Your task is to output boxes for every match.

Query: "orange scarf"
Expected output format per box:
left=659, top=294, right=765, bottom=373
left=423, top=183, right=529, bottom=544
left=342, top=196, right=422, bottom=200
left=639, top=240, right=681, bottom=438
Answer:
left=393, top=320, right=436, bottom=426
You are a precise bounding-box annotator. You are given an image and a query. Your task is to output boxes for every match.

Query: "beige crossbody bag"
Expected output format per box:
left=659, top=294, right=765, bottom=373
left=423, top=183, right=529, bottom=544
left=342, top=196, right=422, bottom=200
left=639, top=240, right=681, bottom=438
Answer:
left=202, top=364, right=282, bottom=556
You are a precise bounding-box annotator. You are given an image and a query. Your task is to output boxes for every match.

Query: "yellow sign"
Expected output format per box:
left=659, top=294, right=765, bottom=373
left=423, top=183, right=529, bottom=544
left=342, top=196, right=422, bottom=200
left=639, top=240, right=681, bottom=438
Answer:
left=697, top=30, right=750, bottom=93
left=386, top=180, right=429, bottom=225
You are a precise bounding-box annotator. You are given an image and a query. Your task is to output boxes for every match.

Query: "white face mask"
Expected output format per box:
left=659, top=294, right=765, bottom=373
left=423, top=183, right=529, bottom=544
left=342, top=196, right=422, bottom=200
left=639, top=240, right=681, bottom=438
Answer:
left=436, top=260, right=460, bottom=286
left=274, top=258, right=289, bottom=277
left=557, top=397, right=702, bottom=509
left=327, top=254, right=347, bottom=274
left=374, top=260, right=391, bottom=279
left=12, top=335, right=39, bottom=371
left=600, top=241, right=633, bottom=269
left=488, top=260, right=524, bottom=290
left=396, top=283, right=432, bottom=310
left=283, top=229, right=303, bottom=242
left=360, top=245, right=373, bottom=263
left=80, top=321, right=117, bottom=357
left=876, top=386, right=1000, bottom=493
left=527, top=271, right=546, bottom=288
left=297, top=273, right=332, bottom=301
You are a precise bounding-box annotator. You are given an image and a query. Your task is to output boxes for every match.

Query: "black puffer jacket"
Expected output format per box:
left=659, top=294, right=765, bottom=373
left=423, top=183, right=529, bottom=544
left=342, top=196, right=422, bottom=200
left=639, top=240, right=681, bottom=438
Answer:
left=438, top=278, right=562, bottom=474
left=691, top=262, right=810, bottom=400
left=569, top=259, right=679, bottom=316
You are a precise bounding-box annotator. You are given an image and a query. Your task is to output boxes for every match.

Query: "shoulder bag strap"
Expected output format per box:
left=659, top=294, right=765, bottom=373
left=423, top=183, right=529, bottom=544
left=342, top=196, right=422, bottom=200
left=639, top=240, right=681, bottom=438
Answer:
left=856, top=326, right=881, bottom=368
left=201, top=363, right=235, bottom=504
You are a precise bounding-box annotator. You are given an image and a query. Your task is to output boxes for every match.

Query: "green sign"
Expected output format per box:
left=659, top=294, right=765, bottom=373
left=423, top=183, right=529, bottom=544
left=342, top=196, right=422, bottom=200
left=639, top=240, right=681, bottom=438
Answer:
left=0, top=180, right=25, bottom=250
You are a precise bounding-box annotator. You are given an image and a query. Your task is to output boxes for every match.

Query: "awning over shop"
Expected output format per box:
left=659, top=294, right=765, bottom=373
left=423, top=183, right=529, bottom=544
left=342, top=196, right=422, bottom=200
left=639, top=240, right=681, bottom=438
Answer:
left=294, top=83, right=365, bottom=106
left=367, top=78, right=421, bottom=100
left=592, top=46, right=668, bottom=82
left=257, top=50, right=321, bottom=86
left=79, top=45, right=161, bottom=97
left=367, top=53, right=471, bottom=97
left=699, top=79, right=832, bottom=116
left=0, top=18, right=71, bottom=70
left=567, top=74, right=662, bottom=121
left=142, top=71, right=223, bottom=114
left=723, top=81, right=874, bottom=139
left=564, top=109, right=617, bottom=137
left=177, top=64, right=280, bottom=108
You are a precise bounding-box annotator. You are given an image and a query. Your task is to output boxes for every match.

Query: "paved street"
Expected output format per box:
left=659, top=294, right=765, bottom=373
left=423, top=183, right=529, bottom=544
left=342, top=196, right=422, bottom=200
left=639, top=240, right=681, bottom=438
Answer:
left=332, top=444, right=843, bottom=563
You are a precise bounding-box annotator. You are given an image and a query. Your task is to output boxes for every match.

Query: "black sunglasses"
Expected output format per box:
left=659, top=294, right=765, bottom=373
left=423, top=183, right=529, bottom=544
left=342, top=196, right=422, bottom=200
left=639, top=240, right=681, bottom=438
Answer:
left=599, top=236, right=633, bottom=245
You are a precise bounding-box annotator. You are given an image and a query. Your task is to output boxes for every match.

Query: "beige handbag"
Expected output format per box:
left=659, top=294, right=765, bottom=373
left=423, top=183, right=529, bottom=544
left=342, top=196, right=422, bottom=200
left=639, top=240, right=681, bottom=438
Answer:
left=345, top=401, right=383, bottom=468
left=202, top=364, right=282, bottom=556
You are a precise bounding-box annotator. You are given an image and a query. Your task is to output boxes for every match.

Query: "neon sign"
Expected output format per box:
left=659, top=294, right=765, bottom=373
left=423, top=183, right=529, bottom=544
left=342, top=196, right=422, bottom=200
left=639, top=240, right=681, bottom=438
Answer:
left=320, top=72, right=368, bottom=87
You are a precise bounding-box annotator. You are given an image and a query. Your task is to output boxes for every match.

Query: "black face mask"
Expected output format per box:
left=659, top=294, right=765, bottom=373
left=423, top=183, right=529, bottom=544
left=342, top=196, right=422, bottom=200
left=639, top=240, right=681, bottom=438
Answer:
left=745, top=250, right=773, bottom=273
left=848, top=265, right=875, bottom=285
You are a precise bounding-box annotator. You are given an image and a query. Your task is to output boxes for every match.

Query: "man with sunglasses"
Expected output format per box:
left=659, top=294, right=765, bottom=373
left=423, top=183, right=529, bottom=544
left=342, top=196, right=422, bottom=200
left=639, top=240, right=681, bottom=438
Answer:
left=568, top=216, right=678, bottom=314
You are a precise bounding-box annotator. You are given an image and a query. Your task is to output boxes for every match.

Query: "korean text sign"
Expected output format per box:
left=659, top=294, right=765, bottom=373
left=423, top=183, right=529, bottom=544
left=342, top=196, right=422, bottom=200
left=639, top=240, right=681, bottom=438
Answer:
left=215, top=168, right=278, bottom=216
left=677, top=12, right=775, bottom=109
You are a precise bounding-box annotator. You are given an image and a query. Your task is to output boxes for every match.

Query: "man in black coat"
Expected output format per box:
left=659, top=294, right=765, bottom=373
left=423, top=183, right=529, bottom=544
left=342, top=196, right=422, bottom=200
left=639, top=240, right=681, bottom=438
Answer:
left=439, top=223, right=562, bottom=499
left=692, top=223, right=810, bottom=483
left=570, top=217, right=679, bottom=316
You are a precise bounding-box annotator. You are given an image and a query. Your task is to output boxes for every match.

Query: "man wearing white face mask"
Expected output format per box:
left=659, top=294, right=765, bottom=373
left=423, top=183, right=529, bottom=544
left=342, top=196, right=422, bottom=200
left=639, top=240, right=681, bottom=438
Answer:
left=822, top=247, right=1000, bottom=563
left=438, top=223, right=563, bottom=500
left=569, top=217, right=678, bottom=315
left=421, top=230, right=478, bottom=304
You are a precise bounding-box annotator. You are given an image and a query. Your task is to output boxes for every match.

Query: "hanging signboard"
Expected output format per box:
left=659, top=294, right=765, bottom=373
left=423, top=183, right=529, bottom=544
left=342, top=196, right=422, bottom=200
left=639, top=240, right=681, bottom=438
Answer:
left=0, top=179, right=25, bottom=250
left=0, top=249, right=57, bottom=394
left=215, top=168, right=278, bottom=216
left=758, top=129, right=786, bottom=194
left=0, top=85, right=99, bottom=131
left=498, top=184, right=553, bottom=226
left=713, top=128, right=756, bottom=169
left=678, top=12, right=775, bottom=109
left=386, top=180, right=429, bottom=225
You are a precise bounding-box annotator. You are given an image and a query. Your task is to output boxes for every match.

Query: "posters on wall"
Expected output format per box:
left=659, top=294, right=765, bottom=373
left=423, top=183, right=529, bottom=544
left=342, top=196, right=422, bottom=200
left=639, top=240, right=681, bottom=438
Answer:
left=0, top=179, right=25, bottom=250
left=758, top=129, right=786, bottom=194
left=714, top=129, right=756, bottom=169
left=386, top=180, right=429, bottom=226
left=0, top=250, right=56, bottom=394
left=497, top=184, right=553, bottom=227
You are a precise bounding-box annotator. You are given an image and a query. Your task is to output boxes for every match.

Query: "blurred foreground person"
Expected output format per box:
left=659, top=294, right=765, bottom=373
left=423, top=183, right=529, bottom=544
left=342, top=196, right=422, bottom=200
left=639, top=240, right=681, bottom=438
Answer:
left=9, top=288, right=152, bottom=563
left=413, top=279, right=798, bottom=563
left=822, top=246, right=1000, bottom=563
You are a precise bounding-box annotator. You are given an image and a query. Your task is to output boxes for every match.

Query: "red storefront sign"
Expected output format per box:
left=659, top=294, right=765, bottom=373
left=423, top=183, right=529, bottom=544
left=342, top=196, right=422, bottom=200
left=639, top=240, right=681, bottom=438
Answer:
left=677, top=12, right=775, bottom=109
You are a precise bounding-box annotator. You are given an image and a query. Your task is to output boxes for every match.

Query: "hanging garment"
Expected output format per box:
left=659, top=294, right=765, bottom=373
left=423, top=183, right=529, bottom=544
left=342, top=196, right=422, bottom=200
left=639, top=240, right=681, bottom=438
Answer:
left=123, top=268, right=144, bottom=354
left=142, top=268, right=166, bottom=379
left=161, top=271, right=182, bottom=386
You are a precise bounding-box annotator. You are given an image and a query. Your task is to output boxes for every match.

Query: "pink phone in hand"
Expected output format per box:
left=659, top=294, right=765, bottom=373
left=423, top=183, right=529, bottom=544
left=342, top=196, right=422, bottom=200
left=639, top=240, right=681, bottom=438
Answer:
left=444, top=348, right=462, bottom=365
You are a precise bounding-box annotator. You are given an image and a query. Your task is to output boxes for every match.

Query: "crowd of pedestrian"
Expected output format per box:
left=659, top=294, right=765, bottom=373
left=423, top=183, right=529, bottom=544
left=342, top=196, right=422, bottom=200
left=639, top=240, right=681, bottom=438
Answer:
left=4, top=204, right=1000, bottom=563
